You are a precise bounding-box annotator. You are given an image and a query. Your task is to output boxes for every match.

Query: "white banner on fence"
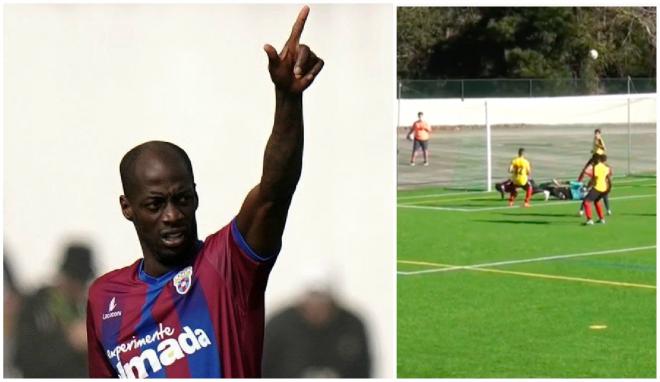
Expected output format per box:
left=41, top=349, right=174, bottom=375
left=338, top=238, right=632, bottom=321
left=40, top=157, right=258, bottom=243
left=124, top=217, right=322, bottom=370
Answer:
left=398, top=93, right=656, bottom=127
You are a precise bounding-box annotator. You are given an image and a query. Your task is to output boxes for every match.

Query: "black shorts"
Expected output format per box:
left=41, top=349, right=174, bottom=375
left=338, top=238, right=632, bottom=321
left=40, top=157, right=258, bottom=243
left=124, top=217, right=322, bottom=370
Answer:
left=584, top=188, right=606, bottom=202
left=413, top=139, right=429, bottom=151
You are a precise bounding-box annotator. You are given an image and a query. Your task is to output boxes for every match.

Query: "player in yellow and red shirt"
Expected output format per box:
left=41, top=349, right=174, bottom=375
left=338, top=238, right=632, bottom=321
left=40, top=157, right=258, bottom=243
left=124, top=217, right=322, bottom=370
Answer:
left=578, top=129, right=611, bottom=216
left=582, top=154, right=612, bottom=225
left=508, top=148, right=533, bottom=207
left=578, top=128, right=606, bottom=182
left=578, top=156, right=612, bottom=216
left=407, top=111, right=431, bottom=166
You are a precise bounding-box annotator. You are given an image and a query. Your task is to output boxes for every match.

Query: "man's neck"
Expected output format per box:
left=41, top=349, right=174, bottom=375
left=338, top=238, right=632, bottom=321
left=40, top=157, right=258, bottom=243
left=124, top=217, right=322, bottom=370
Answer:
left=141, top=242, right=199, bottom=278
left=142, top=257, right=172, bottom=278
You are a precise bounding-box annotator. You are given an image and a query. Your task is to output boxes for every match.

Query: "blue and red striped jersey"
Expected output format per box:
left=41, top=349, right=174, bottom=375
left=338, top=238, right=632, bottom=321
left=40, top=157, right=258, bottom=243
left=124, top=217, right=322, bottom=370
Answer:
left=86, top=219, right=276, bottom=378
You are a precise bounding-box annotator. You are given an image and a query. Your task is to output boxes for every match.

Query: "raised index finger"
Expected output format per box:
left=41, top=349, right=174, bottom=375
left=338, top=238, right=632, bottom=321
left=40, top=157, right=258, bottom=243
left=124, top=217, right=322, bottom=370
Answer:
left=287, top=5, right=309, bottom=46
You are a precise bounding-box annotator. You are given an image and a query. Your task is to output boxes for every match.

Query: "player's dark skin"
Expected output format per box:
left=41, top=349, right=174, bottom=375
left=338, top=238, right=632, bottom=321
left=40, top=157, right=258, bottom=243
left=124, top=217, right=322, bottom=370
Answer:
left=119, top=6, right=324, bottom=277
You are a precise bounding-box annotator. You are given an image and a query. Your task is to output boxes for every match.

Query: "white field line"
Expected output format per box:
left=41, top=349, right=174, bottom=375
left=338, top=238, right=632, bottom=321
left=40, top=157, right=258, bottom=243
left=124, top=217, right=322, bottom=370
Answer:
left=398, top=245, right=657, bottom=276
left=402, top=179, right=655, bottom=205
left=397, top=177, right=655, bottom=201
left=398, top=193, right=655, bottom=212
left=409, top=185, right=649, bottom=206
left=397, top=190, right=493, bottom=201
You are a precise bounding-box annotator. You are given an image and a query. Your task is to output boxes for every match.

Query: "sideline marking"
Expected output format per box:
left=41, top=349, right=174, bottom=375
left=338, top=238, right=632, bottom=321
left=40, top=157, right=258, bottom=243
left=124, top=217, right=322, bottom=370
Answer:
left=398, top=194, right=655, bottom=212
left=398, top=245, right=656, bottom=275
left=470, top=267, right=656, bottom=290
left=398, top=256, right=656, bottom=290
left=399, top=261, right=656, bottom=290
left=398, top=260, right=455, bottom=268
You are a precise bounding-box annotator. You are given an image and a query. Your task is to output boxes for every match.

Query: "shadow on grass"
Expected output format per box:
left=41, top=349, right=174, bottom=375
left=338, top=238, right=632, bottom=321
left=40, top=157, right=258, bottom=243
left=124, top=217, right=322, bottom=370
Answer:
left=627, top=174, right=657, bottom=180
left=474, top=219, right=550, bottom=225
left=500, top=212, right=576, bottom=218
left=620, top=213, right=657, bottom=217
left=427, top=200, right=506, bottom=208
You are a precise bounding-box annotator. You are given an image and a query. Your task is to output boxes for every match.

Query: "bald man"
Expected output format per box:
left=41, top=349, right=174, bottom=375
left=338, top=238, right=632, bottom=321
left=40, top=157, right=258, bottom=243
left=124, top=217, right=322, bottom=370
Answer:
left=85, top=7, right=323, bottom=378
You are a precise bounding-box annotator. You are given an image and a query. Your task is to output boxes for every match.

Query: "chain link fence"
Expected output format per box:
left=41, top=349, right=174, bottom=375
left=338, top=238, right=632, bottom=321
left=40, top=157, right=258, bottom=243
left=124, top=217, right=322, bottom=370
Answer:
left=399, top=78, right=656, bottom=99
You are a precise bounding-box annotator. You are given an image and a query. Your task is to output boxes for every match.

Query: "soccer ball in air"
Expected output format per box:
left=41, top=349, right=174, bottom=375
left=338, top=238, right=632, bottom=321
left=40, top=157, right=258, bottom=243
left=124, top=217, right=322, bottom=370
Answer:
left=589, top=49, right=598, bottom=60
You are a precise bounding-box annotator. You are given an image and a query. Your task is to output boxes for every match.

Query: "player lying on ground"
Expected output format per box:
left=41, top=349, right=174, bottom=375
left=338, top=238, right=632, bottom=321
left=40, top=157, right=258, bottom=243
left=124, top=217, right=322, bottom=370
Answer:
left=86, top=7, right=323, bottom=378
left=497, top=178, right=576, bottom=201
left=581, top=154, right=612, bottom=225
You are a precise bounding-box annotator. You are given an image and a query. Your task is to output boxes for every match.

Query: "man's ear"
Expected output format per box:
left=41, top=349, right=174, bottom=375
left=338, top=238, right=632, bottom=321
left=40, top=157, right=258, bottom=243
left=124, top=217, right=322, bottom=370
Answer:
left=119, top=195, right=134, bottom=221
left=193, top=184, right=199, bottom=210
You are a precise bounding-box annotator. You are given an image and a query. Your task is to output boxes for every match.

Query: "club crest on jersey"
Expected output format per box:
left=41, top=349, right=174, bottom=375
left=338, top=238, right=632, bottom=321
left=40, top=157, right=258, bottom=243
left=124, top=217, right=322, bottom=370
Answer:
left=173, top=266, right=193, bottom=295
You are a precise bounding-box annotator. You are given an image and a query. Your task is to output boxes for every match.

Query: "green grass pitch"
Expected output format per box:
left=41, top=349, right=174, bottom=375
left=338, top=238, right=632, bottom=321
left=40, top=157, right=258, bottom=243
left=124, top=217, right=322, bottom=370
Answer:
left=397, top=175, right=656, bottom=378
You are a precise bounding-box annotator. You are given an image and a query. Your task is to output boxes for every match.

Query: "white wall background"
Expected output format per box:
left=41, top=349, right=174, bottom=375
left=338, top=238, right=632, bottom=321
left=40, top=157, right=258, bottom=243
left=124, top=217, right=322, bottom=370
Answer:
left=399, top=94, right=657, bottom=127
left=4, top=4, right=394, bottom=377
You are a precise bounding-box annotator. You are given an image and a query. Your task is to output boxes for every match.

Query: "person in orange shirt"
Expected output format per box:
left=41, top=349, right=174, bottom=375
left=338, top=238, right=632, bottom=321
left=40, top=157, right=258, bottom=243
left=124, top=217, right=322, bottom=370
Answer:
left=407, top=111, right=431, bottom=166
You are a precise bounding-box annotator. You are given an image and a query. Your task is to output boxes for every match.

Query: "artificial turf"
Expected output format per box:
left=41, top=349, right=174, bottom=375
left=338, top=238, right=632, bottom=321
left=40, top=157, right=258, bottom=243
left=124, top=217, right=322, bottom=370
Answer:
left=397, top=175, right=656, bottom=378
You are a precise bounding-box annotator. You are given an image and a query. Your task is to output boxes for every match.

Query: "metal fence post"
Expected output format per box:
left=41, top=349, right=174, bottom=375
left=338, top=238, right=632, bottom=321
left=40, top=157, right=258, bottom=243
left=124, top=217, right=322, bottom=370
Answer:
left=398, top=81, right=402, bottom=130
left=485, top=100, right=492, bottom=192
left=627, top=76, right=632, bottom=175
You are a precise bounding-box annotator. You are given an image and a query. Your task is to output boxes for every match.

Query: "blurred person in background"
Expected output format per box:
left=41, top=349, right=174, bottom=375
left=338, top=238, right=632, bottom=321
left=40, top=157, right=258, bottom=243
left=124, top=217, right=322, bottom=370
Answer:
left=262, top=266, right=371, bottom=378
left=14, top=243, right=96, bottom=378
left=4, top=255, right=23, bottom=377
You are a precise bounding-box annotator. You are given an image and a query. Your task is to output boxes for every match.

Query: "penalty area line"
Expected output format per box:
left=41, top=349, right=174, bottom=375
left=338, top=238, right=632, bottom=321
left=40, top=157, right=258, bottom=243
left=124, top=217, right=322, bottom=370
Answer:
left=397, top=190, right=494, bottom=201
left=396, top=176, right=654, bottom=201
left=398, top=193, right=655, bottom=212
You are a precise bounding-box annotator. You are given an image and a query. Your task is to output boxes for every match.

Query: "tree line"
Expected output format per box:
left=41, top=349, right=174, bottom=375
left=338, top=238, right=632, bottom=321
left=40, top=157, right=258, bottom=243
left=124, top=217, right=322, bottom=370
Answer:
left=398, top=7, right=656, bottom=81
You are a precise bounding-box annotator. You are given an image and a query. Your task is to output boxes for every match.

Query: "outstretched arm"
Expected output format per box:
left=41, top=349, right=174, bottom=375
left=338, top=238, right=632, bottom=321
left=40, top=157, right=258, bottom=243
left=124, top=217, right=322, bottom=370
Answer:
left=236, top=6, right=324, bottom=258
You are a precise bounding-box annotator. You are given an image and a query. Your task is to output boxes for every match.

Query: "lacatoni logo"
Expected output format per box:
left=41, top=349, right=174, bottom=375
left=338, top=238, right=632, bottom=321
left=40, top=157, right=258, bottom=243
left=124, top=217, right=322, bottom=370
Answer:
left=114, top=325, right=212, bottom=378
left=103, top=297, right=122, bottom=320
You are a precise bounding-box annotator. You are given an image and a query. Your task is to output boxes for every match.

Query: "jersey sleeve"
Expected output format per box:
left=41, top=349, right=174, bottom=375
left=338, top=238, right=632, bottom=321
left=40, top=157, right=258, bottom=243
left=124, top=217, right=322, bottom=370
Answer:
left=202, top=219, right=277, bottom=310
left=86, top=299, right=116, bottom=378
